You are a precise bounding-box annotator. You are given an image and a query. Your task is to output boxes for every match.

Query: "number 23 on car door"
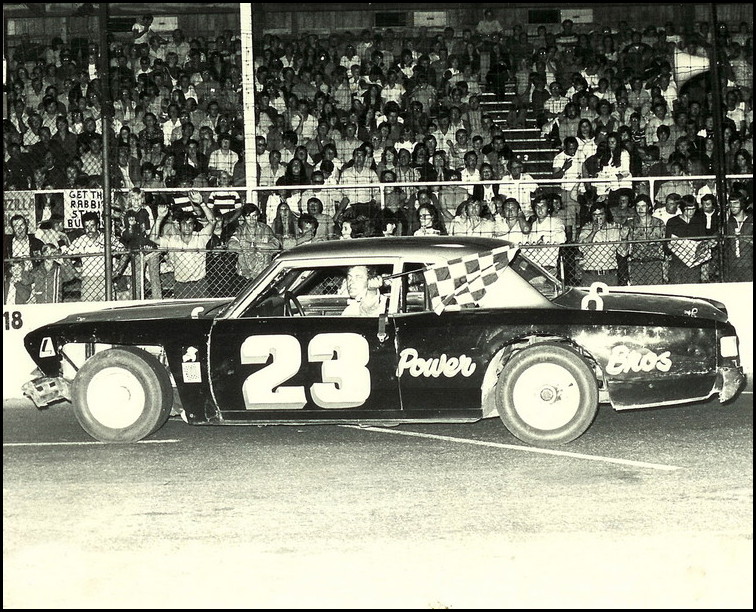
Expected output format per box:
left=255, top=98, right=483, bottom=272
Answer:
left=207, top=318, right=400, bottom=420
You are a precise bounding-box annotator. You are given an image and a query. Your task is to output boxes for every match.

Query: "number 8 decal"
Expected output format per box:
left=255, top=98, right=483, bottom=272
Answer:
left=241, top=333, right=371, bottom=410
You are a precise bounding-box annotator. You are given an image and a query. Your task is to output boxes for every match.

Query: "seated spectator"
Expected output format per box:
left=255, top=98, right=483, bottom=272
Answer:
left=207, top=133, right=239, bottom=182
left=413, top=202, right=446, bottom=236
left=472, top=163, right=500, bottom=208
left=449, top=198, right=495, bottom=237
left=654, top=160, right=691, bottom=205
left=493, top=197, right=531, bottom=244
left=475, top=9, right=503, bottom=37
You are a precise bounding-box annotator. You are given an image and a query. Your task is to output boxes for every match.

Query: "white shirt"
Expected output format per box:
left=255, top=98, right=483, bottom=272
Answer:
left=342, top=292, right=387, bottom=316
left=552, top=150, right=584, bottom=193
left=499, top=174, right=538, bottom=218
left=527, top=216, right=566, bottom=269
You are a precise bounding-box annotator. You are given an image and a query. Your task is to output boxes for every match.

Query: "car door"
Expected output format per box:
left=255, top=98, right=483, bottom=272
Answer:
left=207, top=261, right=402, bottom=423
left=392, top=262, right=486, bottom=418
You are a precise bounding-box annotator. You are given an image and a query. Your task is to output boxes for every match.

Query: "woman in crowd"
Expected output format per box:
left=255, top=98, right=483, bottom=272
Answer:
left=272, top=200, right=299, bottom=249
left=413, top=203, right=446, bottom=236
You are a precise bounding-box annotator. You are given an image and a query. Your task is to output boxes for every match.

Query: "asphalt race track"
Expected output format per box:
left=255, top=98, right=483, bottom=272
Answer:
left=3, top=390, right=753, bottom=608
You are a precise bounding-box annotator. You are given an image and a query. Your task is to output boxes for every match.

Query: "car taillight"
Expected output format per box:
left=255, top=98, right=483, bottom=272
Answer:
left=720, top=336, right=739, bottom=358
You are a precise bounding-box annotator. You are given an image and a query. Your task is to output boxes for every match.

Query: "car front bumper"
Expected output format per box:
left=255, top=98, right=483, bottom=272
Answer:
left=22, top=376, right=71, bottom=408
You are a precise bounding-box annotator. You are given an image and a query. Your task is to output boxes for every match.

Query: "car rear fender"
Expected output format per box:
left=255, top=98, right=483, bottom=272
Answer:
left=481, top=335, right=606, bottom=419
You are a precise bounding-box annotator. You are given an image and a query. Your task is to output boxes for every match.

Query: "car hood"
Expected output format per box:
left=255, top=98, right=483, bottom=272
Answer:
left=554, top=288, right=729, bottom=323
left=56, top=298, right=233, bottom=324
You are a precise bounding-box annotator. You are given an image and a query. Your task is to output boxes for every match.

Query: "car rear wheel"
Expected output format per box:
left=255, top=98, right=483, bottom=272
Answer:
left=496, top=343, right=598, bottom=446
left=71, top=347, right=173, bottom=443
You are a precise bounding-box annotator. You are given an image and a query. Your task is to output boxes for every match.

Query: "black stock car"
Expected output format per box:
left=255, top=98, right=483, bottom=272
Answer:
left=23, top=237, right=745, bottom=447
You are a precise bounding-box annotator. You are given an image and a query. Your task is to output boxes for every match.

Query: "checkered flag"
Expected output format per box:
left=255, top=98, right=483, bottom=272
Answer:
left=423, top=244, right=519, bottom=315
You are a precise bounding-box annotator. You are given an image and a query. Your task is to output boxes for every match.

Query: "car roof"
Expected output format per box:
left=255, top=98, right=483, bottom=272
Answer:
left=280, top=236, right=514, bottom=262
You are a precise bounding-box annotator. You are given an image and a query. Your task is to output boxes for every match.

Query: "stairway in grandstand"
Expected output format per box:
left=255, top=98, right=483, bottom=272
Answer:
left=480, top=83, right=559, bottom=180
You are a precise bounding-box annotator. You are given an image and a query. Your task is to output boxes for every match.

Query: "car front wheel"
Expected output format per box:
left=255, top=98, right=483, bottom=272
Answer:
left=71, top=347, right=173, bottom=443
left=496, top=343, right=599, bottom=446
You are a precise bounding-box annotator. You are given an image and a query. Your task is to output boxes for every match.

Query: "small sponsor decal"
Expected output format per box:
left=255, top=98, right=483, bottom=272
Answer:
left=182, top=362, right=202, bottom=383
left=396, top=348, right=477, bottom=378
left=606, top=345, right=672, bottom=375
left=39, top=337, right=56, bottom=358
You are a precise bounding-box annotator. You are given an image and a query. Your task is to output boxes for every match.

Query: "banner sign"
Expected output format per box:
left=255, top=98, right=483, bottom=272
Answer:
left=64, top=189, right=104, bottom=230
left=4, top=191, right=36, bottom=234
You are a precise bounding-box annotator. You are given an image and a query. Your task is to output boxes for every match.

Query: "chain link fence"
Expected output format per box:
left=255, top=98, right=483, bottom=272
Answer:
left=4, top=234, right=752, bottom=305
left=3, top=177, right=752, bottom=304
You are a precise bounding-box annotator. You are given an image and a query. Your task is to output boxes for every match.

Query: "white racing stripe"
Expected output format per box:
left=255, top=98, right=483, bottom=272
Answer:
left=3, top=439, right=180, bottom=447
left=341, top=426, right=682, bottom=471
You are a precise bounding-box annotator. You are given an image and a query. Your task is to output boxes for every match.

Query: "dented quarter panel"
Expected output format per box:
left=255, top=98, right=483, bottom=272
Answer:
left=571, top=321, right=719, bottom=408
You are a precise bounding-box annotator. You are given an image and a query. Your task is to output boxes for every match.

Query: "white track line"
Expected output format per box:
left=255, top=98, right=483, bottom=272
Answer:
left=341, top=426, right=681, bottom=471
left=3, top=439, right=180, bottom=447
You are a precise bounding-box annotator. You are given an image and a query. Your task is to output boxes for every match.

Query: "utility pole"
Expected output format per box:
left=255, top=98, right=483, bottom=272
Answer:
left=708, top=3, right=730, bottom=280
left=99, top=1, right=113, bottom=300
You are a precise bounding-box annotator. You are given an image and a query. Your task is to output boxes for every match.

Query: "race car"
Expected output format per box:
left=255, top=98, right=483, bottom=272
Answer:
left=22, top=236, right=745, bottom=446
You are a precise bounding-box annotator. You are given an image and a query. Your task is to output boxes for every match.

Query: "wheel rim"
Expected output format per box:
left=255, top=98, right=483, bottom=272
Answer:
left=86, top=367, right=146, bottom=429
left=511, top=362, right=582, bottom=431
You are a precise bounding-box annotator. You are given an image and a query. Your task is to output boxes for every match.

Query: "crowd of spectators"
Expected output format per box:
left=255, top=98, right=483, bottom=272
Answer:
left=2, top=10, right=753, bottom=302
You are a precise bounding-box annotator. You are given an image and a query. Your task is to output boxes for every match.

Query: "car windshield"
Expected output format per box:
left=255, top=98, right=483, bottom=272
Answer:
left=510, top=250, right=565, bottom=300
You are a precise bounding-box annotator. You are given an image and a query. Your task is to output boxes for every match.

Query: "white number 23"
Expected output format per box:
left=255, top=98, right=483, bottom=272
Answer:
left=240, top=333, right=370, bottom=410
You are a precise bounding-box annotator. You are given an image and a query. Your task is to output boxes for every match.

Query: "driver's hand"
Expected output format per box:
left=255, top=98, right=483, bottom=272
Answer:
left=367, top=276, right=384, bottom=290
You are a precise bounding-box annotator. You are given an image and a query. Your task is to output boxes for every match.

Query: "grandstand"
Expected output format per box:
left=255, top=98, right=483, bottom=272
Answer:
left=2, top=3, right=752, bottom=303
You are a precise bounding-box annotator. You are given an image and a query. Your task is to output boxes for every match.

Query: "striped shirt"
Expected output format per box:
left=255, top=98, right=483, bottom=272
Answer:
left=208, top=190, right=242, bottom=213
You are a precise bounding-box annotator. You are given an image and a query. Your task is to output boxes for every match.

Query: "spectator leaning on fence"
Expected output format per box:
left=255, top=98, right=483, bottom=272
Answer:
left=578, top=201, right=630, bottom=287
left=625, top=194, right=667, bottom=285
left=227, top=203, right=282, bottom=281
left=664, top=195, right=709, bottom=284
left=3, top=214, right=45, bottom=305
left=723, top=192, right=753, bottom=282
left=23, top=242, right=78, bottom=304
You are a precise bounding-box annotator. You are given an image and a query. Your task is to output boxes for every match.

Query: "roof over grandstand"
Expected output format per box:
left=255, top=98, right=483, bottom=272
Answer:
left=2, top=3, right=241, bottom=17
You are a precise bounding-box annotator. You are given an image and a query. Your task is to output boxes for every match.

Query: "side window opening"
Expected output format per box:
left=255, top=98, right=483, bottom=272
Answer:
left=401, top=263, right=429, bottom=313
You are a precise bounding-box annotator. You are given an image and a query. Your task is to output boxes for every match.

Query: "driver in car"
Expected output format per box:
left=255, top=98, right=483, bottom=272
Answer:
left=342, top=265, right=388, bottom=316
